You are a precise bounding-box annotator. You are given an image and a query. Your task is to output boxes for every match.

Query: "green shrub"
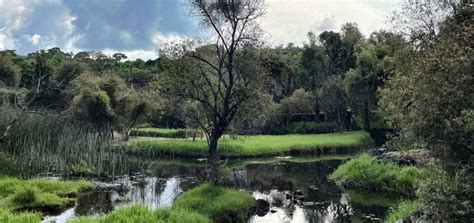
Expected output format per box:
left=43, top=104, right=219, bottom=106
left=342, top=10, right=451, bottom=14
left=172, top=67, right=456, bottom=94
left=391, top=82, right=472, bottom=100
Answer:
left=173, top=183, right=255, bottom=222
left=129, top=128, right=189, bottom=138
left=69, top=205, right=211, bottom=223
left=0, top=209, right=40, bottom=223
left=330, top=154, right=422, bottom=195
left=385, top=200, right=420, bottom=223
left=287, top=121, right=337, bottom=134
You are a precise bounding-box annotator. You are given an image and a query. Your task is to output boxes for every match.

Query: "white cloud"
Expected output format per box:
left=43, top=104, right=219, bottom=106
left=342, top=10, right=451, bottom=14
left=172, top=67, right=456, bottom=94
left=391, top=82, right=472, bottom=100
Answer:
left=152, top=32, right=187, bottom=46
left=262, top=0, right=399, bottom=45
left=101, top=49, right=158, bottom=61
left=30, top=34, right=41, bottom=45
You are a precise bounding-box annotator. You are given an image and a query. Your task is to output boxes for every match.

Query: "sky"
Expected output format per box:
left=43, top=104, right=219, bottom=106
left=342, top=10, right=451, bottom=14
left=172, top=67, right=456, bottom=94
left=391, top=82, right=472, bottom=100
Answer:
left=0, top=0, right=400, bottom=60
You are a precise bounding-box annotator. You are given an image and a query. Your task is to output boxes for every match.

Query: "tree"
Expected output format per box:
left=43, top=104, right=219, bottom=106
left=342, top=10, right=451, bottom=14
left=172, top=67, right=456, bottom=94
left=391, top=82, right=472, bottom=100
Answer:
left=319, top=76, right=348, bottom=132
left=160, top=0, right=266, bottom=166
left=0, top=51, right=22, bottom=87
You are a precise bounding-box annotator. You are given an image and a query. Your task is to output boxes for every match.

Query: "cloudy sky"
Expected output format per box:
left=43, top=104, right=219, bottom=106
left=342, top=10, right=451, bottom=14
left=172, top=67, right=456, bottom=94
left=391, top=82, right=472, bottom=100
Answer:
left=0, top=0, right=399, bottom=60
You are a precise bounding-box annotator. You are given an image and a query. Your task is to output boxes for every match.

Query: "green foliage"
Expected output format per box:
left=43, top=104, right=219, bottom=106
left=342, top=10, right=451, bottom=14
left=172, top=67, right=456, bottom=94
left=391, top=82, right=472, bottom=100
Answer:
left=416, top=166, right=473, bottom=222
left=330, top=154, right=422, bottom=195
left=385, top=200, right=421, bottom=223
left=0, top=209, right=40, bottom=223
left=287, top=121, right=337, bottom=133
left=69, top=205, right=211, bottom=223
left=0, top=53, right=22, bottom=87
left=0, top=177, right=92, bottom=211
left=126, top=131, right=372, bottom=158
left=130, top=128, right=188, bottom=138
left=173, top=183, right=255, bottom=222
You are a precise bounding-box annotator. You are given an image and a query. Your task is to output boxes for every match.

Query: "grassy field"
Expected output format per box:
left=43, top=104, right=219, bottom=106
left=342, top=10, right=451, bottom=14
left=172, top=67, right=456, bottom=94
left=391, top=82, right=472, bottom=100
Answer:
left=130, top=128, right=190, bottom=138
left=126, top=131, right=372, bottom=158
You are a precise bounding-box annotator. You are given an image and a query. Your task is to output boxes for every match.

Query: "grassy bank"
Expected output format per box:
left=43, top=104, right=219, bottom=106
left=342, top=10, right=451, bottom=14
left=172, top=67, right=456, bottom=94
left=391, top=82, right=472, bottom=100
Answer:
left=330, top=154, right=422, bottom=195
left=0, top=177, right=93, bottom=214
left=69, top=205, right=211, bottom=223
left=385, top=200, right=421, bottom=223
left=126, top=131, right=372, bottom=158
left=130, top=128, right=190, bottom=138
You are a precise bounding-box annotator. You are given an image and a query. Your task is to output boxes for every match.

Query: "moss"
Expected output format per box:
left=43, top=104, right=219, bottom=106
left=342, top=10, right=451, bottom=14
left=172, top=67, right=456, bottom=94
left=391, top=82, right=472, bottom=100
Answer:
left=127, top=131, right=372, bottom=158
left=172, top=183, right=256, bottom=222
left=330, top=154, right=422, bottom=195
left=69, top=205, right=211, bottom=223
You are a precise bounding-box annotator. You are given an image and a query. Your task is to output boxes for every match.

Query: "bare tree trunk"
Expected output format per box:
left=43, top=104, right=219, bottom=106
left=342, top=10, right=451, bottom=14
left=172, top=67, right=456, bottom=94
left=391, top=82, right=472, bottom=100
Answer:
left=363, top=98, right=371, bottom=131
left=208, top=135, right=219, bottom=167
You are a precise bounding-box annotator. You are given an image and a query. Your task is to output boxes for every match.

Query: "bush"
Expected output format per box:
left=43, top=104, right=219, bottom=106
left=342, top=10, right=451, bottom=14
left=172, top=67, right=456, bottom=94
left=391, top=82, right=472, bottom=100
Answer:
left=173, top=183, right=255, bottom=222
left=416, top=166, right=473, bottom=222
left=330, top=154, right=422, bottom=195
left=129, top=128, right=189, bottom=138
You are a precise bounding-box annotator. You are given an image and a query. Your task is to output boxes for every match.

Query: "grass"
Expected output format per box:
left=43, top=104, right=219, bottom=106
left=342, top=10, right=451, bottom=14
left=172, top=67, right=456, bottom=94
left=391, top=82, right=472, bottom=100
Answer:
left=68, top=183, right=254, bottom=223
left=0, top=107, right=121, bottom=177
left=69, top=205, right=211, bottom=223
left=126, top=131, right=372, bottom=158
left=0, top=209, right=41, bottom=223
left=0, top=177, right=93, bottom=212
left=130, top=128, right=189, bottom=138
left=330, top=154, right=422, bottom=195
left=173, top=183, right=255, bottom=222
left=385, top=200, right=421, bottom=223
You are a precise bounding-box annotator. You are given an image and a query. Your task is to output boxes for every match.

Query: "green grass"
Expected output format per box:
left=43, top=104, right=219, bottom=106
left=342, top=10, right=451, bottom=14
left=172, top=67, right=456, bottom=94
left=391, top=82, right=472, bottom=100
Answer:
left=130, top=128, right=190, bottom=138
left=69, top=205, right=211, bottom=223
left=68, top=184, right=254, bottom=223
left=0, top=209, right=40, bottom=223
left=0, top=177, right=93, bottom=211
left=385, top=200, right=421, bottom=223
left=330, top=154, right=422, bottom=195
left=173, top=183, right=255, bottom=222
left=126, top=131, right=372, bottom=158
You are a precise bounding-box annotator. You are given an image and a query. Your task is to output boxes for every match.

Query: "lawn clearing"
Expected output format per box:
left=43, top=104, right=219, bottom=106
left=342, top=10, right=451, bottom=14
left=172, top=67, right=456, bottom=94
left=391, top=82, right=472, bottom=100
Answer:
left=126, top=131, right=372, bottom=158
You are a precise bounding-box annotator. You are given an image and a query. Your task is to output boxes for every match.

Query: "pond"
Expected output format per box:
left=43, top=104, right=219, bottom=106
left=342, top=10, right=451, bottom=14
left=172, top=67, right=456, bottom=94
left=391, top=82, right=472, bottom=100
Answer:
left=42, top=155, right=398, bottom=223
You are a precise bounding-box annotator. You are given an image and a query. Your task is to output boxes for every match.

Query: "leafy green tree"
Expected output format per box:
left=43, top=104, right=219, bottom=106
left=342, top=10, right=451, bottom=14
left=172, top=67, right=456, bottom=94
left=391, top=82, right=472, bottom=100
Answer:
left=0, top=51, right=22, bottom=87
left=319, top=76, right=348, bottom=132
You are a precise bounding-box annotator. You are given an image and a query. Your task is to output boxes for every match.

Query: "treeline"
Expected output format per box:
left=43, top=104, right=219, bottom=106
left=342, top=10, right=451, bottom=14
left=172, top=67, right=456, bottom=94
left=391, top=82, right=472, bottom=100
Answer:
left=1, top=23, right=401, bottom=138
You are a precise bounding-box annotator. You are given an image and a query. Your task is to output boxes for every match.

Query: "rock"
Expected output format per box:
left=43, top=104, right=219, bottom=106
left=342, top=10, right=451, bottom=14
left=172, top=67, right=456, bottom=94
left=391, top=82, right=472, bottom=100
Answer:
left=255, top=199, right=270, bottom=217
left=270, top=209, right=277, bottom=213
left=286, top=194, right=292, bottom=200
left=295, top=190, right=303, bottom=196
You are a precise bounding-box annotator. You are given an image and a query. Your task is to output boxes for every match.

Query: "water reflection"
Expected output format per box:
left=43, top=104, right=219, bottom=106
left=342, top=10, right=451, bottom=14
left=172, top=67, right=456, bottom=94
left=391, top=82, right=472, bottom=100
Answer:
left=43, top=156, right=395, bottom=223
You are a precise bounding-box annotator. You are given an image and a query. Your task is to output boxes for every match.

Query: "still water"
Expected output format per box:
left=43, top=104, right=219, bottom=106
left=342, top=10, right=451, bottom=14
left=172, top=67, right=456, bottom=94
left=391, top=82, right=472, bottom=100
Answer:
left=43, top=156, right=397, bottom=223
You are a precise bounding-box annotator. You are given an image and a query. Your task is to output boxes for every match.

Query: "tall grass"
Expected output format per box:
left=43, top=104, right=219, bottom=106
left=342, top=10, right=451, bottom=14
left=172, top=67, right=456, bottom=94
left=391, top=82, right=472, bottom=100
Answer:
left=126, top=131, right=372, bottom=158
left=0, top=108, right=123, bottom=177
left=0, top=209, right=40, bottom=223
left=330, top=154, right=422, bottom=195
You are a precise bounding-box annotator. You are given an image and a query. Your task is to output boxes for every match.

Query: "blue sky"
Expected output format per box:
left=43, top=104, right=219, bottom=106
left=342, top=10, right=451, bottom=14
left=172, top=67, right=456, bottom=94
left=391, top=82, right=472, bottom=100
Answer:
left=0, top=0, right=399, bottom=60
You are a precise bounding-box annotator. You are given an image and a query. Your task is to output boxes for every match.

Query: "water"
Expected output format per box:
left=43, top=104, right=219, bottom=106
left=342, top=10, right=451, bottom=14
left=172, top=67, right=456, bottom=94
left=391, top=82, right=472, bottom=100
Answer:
left=42, top=155, right=397, bottom=223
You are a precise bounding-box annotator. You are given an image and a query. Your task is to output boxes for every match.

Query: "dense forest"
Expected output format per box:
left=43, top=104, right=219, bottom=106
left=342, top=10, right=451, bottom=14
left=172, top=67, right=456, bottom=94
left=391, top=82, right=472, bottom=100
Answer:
left=0, top=0, right=472, bottom=222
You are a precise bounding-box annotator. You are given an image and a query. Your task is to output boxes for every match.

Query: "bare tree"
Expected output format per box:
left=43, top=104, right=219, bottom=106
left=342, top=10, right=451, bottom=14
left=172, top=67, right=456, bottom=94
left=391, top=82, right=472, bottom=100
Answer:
left=161, top=0, right=266, bottom=167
